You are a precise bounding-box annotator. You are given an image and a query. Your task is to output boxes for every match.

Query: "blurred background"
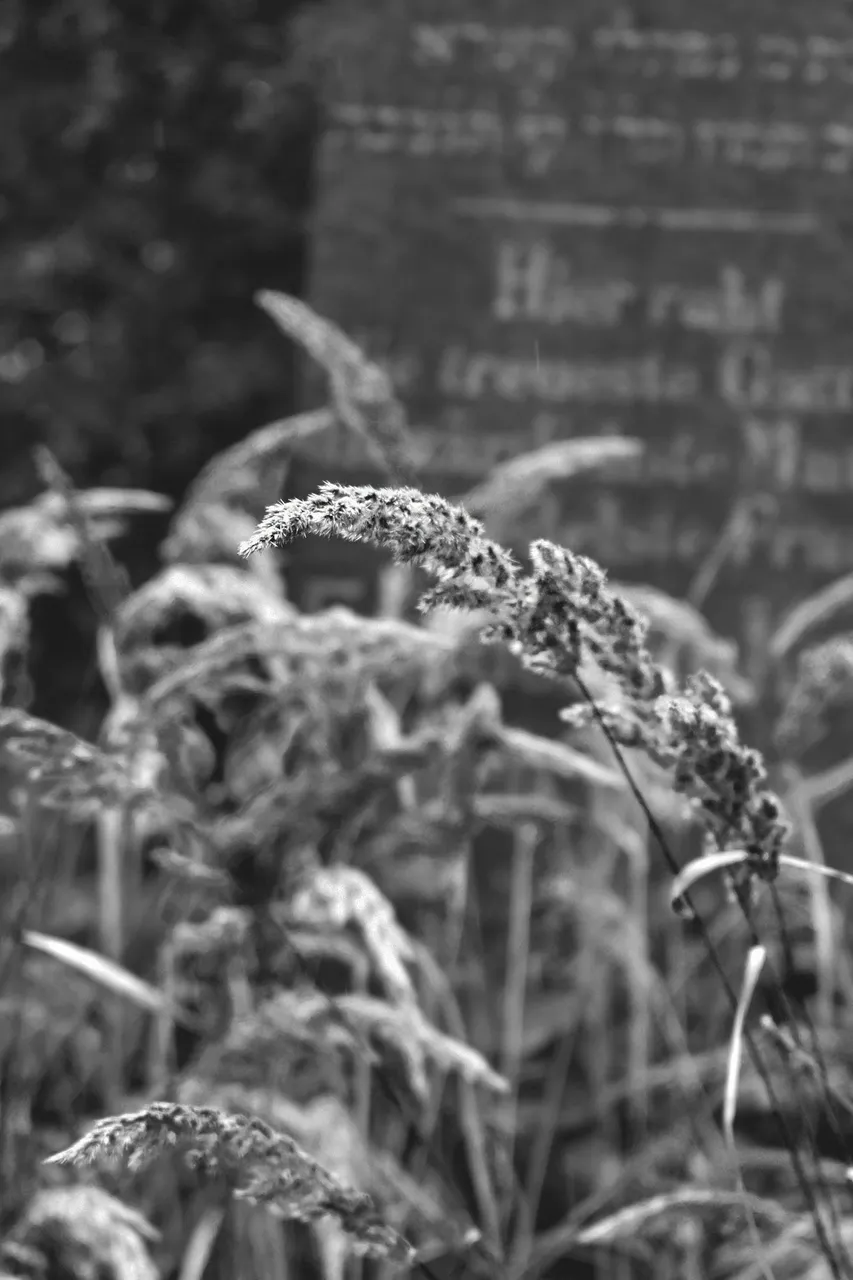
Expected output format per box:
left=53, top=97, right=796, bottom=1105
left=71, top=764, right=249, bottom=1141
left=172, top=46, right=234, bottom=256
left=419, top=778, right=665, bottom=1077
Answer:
left=6, top=5, right=853, bottom=1280
left=3, top=0, right=318, bottom=730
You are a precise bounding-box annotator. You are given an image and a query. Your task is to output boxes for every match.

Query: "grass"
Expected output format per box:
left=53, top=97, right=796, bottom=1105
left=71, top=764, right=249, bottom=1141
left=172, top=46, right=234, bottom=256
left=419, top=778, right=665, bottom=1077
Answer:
left=1, top=294, right=853, bottom=1280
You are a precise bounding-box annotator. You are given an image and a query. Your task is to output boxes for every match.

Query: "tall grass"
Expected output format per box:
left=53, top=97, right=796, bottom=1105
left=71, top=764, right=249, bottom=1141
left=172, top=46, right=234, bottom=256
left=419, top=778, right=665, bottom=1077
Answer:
left=1, top=295, right=853, bottom=1280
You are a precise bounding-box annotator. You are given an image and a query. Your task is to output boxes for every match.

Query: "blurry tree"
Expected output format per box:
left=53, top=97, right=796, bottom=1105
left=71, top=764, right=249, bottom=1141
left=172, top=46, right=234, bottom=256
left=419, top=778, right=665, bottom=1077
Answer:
left=2, top=0, right=320, bottom=728
left=2, top=0, right=319, bottom=506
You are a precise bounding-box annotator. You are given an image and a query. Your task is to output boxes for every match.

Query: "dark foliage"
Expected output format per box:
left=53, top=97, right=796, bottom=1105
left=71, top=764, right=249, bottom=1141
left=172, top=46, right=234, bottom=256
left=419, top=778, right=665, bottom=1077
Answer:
left=3, top=0, right=319, bottom=506
left=3, top=0, right=320, bottom=729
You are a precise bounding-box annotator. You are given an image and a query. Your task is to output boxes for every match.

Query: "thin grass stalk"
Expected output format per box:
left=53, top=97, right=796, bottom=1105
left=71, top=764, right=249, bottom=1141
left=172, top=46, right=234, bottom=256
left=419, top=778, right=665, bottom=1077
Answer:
left=226, top=954, right=253, bottom=1020
left=509, top=791, right=582, bottom=1267
left=375, top=563, right=413, bottom=620
left=500, top=809, right=538, bottom=1225
left=574, top=674, right=844, bottom=1280
left=784, top=768, right=836, bottom=1033
left=402, top=941, right=501, bottom=1267
left=349, top=952, right=372, bottom=1280
left=509, top=972, right=586, bottom=1270
left=593, top=777, right=653, bottom=1147
left=318, top=1222, right=348, bottom=1280
left=665, top=909, right=690, bottom=1054
left=706, top=892, right=846, bottom=1265
left=0, top=792, right=60, bottom=995
left=686, top=495, right=763, bottom=610
left=438, top=897, right=503, bottom=1256
left=749, top=724, right=852, bottom=1192
left=724, top=945, right=774, bottom=1280
left=416, top=844, right=473, bottom=1133
left=833, top=945, right=853, bottom=1008
left=731, top=1212, right=853, bottom=1280
left=146, top=936, right=177, bottom=1094
left=757, top=958, right=853, bottom=1274
left=178, top=1203, right=227, bottom=1280
left=729, top=650, right=847, bottom=1240
left=768, top=880, right=853, bottom=1176
left=625, top=825, right=651, bottom=1145
left=96, top=804, right=126, bottom=1113
left=508, top=1119, right=706, bottom=1280
left=398, top=987, right=504, bottom=1274
left=351, top=950, right=372, bottom=1137
left=450, top=1029, right=504, bottom=1257
left=680, top=1226, right=704, bottom=1280
left=283, top=929, right=500, bottom=1277
left=373, top=1106, right=415, bottom=1280
left=37, top=453, right=136, bottom=1113
left=0, top=831, right=28, bottom=1194
left=417, top=790, right=506, bottom=1255
left=385, top=829, right=476, bottom=1240
left=500, top=817, right=537, bottom=1082
left=734, top=879, right=849, bottom=1263
left=750, top=787, right=853, bottom=1266
left=233, top=1202, right=291, bottom=1280
left=584, top=863, right=625, bottom=1280
left=444, top=841, right=472, bottom=987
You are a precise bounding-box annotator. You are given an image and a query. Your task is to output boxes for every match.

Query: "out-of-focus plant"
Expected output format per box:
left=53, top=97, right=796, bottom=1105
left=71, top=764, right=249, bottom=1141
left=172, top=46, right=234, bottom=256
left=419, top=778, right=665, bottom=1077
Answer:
left=3, top=294, right=853, bottom=1280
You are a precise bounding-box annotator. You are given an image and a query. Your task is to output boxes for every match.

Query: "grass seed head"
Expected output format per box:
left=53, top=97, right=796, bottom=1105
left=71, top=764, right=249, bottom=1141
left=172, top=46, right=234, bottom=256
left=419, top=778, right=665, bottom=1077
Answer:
left=45, top=1104, right=414, bottom=1263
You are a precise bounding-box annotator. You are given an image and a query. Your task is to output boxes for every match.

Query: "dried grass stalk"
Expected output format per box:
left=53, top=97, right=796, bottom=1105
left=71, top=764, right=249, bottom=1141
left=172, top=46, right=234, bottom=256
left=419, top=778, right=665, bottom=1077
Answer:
left=46, top=1103, right=414, bottom=1263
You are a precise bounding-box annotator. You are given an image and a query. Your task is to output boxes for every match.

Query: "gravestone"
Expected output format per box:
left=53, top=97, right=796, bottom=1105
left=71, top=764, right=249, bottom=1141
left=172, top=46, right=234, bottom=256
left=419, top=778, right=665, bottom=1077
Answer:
left=290, top=0, right=853, bottom=667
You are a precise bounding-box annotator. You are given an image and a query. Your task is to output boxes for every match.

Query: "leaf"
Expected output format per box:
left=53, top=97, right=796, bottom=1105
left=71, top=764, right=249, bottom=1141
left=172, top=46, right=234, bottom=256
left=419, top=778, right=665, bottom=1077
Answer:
left=778, top=852, right=853, bottom=891
left=724, top=946, right=767, bottom=1148
left=460, top=436, right=642, bottom=524
left=256, top=289, right=364, bottom=376
left=524, top=1185, right=787, bottom=1280
left=22, top=930, right=171, bottom=1015
left=256, top=292, right=415, bottom=485
left=770, top=571, right=853, bottom=660
left=572, top=1187, right=784, bottom=1247
left=57, top=488, right=173, bottom=518
left=176, top=1206, right=226, bottom=1280
left=723, top=946, right=773, bottom=1280
left=670, top=851, right=749, bottom=915
left=670, top=848, right=853, bottom=915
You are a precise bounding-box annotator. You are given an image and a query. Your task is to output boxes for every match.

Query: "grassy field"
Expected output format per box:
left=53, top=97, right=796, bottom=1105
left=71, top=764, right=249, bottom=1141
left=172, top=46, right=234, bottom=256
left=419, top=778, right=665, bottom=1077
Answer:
left=1, top=294, right=853, bottom=1280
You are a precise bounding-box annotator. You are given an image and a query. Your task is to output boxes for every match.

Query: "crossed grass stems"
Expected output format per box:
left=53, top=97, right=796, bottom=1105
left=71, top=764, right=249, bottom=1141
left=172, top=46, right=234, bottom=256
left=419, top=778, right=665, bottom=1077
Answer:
left=3, top=291, right=853, bottom=1279
left=237, top=481, right=851, bottom=1279
left=242, top=289, right=853, bottom=1273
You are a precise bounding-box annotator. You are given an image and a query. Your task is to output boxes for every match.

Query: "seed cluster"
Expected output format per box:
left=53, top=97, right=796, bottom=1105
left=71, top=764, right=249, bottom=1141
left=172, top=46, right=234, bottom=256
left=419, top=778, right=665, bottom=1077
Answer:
left=660, top=674, right=790, bottom=879
left=46, top=1103, right=414, bottom=1262
left=240, top=483, right=792, bottom=888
